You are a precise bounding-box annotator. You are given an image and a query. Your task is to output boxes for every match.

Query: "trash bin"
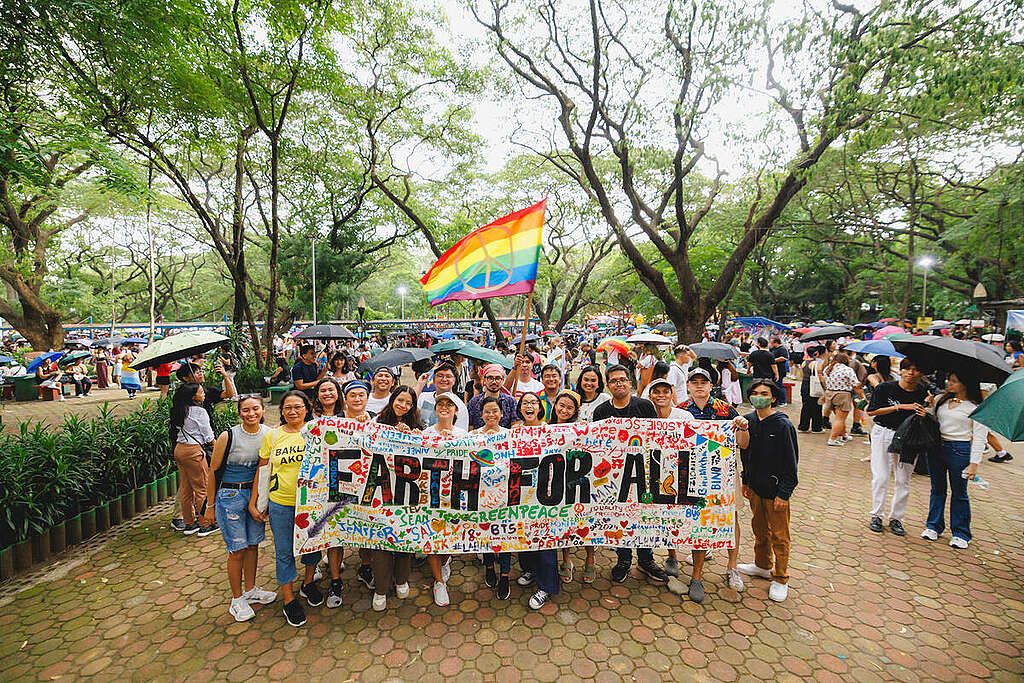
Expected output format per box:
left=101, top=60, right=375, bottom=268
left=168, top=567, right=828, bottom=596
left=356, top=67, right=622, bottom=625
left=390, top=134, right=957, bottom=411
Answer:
left=13, top=376, right=37, bottom=401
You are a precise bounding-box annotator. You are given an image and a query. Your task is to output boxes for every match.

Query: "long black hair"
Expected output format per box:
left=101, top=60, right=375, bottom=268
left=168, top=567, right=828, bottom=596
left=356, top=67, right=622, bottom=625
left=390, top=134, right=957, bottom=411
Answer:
left=169, top=383, right=202, bottom=444
left=312, top=377, right=343, bottom=417
left=934, top=372, right=983, bottom=411
left=377, top=385, right=424, bottom=429
left=575, top=365, right=605, bottom=398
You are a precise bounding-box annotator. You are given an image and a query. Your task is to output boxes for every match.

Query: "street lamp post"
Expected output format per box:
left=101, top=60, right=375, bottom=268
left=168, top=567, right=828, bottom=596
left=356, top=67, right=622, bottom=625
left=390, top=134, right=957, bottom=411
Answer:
left=396, top=285, right=408, bottom=320
left=357, top=295, right=366, bottom=340
left=918, top=256, right=935, bottom=318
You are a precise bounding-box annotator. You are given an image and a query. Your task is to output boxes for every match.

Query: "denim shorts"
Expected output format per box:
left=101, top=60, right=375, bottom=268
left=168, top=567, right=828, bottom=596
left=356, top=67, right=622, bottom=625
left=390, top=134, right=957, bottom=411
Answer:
left=216, top=487, right=265, bottom=553
left=268, top=500, right=321, bottom=585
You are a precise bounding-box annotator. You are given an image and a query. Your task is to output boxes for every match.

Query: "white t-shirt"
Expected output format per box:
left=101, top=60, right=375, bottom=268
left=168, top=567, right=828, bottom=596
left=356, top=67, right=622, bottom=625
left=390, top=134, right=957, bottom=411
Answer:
left=636, top=353, right=655, bottom=381
left=656, top=407, right=690, bottom=420
left=510, top=377, right=544, bottom=401
left=366, top=393, right=391, bottom=415
left=607, top=349, right=620, bottom=366
left=422, top=424, right=468, bottom=439
left=578, top=393, right=611, bottom=422
left=666, top=361, right=690, bottom=403
left=418, top=391, right=469, bottom=431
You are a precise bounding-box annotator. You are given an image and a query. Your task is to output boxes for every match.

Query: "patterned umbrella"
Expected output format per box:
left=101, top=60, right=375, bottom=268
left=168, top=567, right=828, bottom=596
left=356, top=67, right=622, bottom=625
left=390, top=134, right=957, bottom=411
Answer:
left=597, top=338, right=632, bottom=356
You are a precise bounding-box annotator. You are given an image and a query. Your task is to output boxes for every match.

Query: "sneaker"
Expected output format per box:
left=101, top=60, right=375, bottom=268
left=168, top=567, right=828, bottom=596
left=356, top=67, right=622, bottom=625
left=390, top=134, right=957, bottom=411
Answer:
left=484, top=566, right=497, bottom=588
left=283, top=599, right=306, bottom=627
left=664, top=557, right=679, bottom=577
left=300, top=581, right=324, bottom=607
left=637, top=561, right=668, bottom=583
left=843, top=434, right=854, bottom=442
left=797, top=428, right=810, bottom=433
left=736, top=563, right=772, bottom=579
left=583, top=565, right=596, bottom=584
left=868, top=516, right=884, bottom=533
left=372, top=593, right=387, bottom=611
left=395, top=583, right=409, bottom=599
left=197, top=523, right=219, bottom=537
left=851, top=425, right=866, bottom=436
left=517, top=571, right=535, bottom=587
left=182, top=522, right=200, bottom=535
left=528, top=590, right=550, bottom=610
left=769, top=581, right=789, bottom=602
left=667, top=576, right=687, bottom=595
left=433, top=581, right=449, bottom=607
left=827, top=439, right=845, bottom=447
left=688, top=578, right=705, bottom=603
left=496, top=575, right=510, bottom=600
left=949, top=536, right=969, bottom=549
left=988, top=452, right=1013, bottom=463
left=170, top=518, right=186, bottom=532
left=243, top=586, right=276, bottom=605
left=325, top=579, right=343, bottom=609
left=559, top=560, right=573, bottom=583
left=357, top=564, right=375, bottom=590
left=312, top=565, right=325, bottom=583
left=230, top=596, right=255, bottom=622
left=727, top=568, right=745, bottom=592
left=441, top=557, right=451, bottom=583
left=610, top=562, right=630, bottom=583
left=889, top=519, right=906, bottom=537
left=920, top=528, right=939, bottom=541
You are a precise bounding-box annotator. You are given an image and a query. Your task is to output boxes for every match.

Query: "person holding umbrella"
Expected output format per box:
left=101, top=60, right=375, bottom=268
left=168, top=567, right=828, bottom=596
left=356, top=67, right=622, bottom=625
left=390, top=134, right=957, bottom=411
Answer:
left=922, top=373, right=988, bottom=549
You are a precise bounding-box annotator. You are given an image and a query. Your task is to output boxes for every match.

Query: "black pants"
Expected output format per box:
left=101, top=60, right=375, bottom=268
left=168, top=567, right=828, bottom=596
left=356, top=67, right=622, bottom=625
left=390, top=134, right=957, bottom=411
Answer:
left=72, top=377, right=91, bottom=396
left=798, top=383, right=824, bottom=432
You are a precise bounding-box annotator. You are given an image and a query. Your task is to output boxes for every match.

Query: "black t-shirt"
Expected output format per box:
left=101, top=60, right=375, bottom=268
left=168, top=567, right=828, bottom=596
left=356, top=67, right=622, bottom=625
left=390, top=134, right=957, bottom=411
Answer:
left=772, top=346, right=789, bottom=379
left=274, top=356, right=289, bottom=370
left=291, top=360, right=321, bottom=398
left=867, top=381, right=929, bottom=430
left=202, top=384, right=224, bottom=415
left=748, top=349, right=776, bottom=379
left=592, top=396, right=657, bottom=420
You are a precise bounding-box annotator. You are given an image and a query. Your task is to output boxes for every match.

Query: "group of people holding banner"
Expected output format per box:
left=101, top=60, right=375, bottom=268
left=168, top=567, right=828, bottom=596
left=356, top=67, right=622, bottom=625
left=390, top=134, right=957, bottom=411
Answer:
left=194, top=351, right=799, bottom=628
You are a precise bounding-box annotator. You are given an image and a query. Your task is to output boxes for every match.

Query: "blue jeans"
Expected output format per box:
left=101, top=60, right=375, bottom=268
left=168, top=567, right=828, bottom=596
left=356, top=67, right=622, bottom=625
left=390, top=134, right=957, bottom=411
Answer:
left=616, top=547, right=654, bottom=567
left=520, top=550, right=559, bottom=595
left=268, top=500, right=322, bottom=585
left=484, top=553, right=511, bottom=574
left=216, top=487, right=264, bottom=553
left=926, top=441, right=972, bottom=541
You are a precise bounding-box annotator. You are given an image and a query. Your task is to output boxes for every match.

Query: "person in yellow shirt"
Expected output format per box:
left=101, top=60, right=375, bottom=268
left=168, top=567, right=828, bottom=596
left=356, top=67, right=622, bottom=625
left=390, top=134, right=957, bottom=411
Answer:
left=250, top=390, right=322, bottom=627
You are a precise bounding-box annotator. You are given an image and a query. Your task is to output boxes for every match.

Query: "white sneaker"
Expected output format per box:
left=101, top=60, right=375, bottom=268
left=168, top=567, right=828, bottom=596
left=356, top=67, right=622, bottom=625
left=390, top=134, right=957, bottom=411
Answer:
left=843, top=435, right=854, bottom=442
left=312, top=565, right=324, bottom=582
left=920, top=528, right=939, bottom=541
left=949, top=536, right=969, bottom=549
left=529, top=590, right=550, bottom=609
left=243, top=586, right=277, bottom=605
left=372, top=593, right=387, bottom=611
left=727, top=568, right=745, bottom=592
left=395, top=583, right=410, bottom=599
left=229, top=597, right=256, bottom=622
left=827, top=439, right=845, bottom=446
left=769, top=581, right=789, bottom=602
left=517, top=571, right=535, bottom=586
left=736, top=563, right=772, bottom=579
left=433, top=581, right=449, bottom=607
left=441, top=557, right=451, bottom=583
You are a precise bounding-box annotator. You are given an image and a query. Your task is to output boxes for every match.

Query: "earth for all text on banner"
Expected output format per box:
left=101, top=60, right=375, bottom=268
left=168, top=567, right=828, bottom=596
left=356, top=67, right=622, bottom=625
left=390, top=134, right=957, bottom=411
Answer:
left=293, top=418, right=737, bottom=556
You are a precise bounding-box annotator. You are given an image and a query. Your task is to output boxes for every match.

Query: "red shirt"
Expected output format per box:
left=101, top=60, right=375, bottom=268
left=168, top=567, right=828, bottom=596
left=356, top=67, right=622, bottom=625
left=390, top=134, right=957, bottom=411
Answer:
left=155, top=363, right=173, bottom=378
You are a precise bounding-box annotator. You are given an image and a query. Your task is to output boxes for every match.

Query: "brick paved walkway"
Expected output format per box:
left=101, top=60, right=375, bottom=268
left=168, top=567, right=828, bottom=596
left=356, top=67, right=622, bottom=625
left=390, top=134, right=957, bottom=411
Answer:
left=1, top=385, right=148, bottom=433
left=2, top=405, right=1023, bottom=681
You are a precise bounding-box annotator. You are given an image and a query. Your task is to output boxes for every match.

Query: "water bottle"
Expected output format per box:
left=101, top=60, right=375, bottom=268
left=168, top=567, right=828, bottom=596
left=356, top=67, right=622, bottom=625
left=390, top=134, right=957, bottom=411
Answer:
left=962, top=473, right=990, bottom=490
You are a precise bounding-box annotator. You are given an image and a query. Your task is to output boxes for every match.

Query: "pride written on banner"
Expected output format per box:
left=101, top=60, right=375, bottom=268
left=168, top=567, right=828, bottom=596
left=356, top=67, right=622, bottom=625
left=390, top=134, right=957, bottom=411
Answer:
left=292, top=417, right=736, bottom=556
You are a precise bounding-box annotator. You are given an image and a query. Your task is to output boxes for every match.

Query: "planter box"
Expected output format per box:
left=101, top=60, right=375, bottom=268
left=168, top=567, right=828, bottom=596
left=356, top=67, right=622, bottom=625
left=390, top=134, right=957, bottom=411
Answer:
left=146, top=482, right=157, bottom=507
left=96, top=504, right=110, bottom=533
left=121, top=494, right=135, bottom=520
left=81, top=509, right=96, bottom=540
left=13, top=538, right=33, bottom=570
left=66, top=514, right=83, bottom=546
left=50, top=521, right=67, bottom=554
left=109, top=498, right=122, bottom=525
left=33, top=531, right=51, bottom=563
left=0, top=547, right=13, bottom=581
left=134, top=488, right=147, bottom=515
left=157, top=477, right=168, bottom=501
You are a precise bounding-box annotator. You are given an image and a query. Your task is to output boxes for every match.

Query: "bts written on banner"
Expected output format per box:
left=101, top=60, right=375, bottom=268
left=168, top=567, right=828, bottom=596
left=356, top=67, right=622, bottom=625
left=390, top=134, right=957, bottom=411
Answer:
left=292, top=417, right=737, bottom=556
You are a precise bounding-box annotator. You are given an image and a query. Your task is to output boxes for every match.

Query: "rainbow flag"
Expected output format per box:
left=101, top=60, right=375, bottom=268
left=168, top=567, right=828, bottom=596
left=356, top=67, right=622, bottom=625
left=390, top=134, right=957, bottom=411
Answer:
left=421, top=199, right=545, bottom=306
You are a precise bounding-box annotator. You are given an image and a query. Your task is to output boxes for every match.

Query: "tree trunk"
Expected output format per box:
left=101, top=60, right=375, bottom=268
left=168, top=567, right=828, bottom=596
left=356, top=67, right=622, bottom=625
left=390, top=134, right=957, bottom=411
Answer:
left=899, top=232, right=914, bottom=322
left=263, top=138, right=281, bottom=364
left=0, top=273, right=65, bottom=350
left=229, top=126, right=262, bottom=357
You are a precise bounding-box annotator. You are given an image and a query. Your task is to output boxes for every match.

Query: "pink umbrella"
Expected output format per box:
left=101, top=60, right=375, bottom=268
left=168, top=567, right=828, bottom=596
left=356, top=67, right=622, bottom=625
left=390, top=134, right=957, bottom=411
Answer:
left=871, top=325, right=905, bottom=339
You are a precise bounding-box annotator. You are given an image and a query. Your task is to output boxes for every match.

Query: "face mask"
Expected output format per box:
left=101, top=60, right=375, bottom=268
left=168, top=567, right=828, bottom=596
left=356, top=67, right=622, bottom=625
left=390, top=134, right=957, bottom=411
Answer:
left=750, top=395, right=773, bottom=410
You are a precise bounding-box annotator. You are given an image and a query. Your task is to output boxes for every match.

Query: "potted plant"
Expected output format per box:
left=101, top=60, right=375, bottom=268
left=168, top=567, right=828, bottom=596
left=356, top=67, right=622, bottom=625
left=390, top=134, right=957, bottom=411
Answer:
left=95, top=502, right=110, bottom=533
left=32, top=530, right=51, bottom=563
left=156, top=476, right=168, bottom=501
left=109, top=496, right=122, bottom=525
left=66, top=514, right=82, bottom=545
left=50, top=520, right=67, bottom=554
left=80, top=508, right=96, bottom=540
left=13, top=537, right=32, bottom=571
left=0, top=546, right=13, bottom=580
left=146, top=481, right=158, bottom=507
left=134, top=486, right=147, bottom=514
left=121, top=493, right=135, bottom=520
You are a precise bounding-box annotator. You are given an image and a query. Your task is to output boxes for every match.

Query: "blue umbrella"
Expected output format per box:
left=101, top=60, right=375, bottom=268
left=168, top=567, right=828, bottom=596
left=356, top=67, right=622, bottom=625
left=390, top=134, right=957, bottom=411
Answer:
left=0, top=355, right=14, bottom=364
left=26, top=351, right=63, bottom=373
left=123, top=337, right=149, bottom=344
left=843, top=340, right=905, bottom=358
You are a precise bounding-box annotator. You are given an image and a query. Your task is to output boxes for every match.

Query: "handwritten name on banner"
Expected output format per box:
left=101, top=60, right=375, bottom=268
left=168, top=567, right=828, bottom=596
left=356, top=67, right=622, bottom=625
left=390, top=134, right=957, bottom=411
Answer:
left=293, top=418, right=736, bottom=556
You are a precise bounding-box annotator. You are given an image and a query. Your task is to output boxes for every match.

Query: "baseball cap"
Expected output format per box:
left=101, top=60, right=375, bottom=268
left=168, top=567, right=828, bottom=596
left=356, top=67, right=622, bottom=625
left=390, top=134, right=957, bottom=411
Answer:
left=687, top=368, right=713, bottom=382
left=434, top=392, right=459, bottom=406
left=647, top=378, right=675, bottom=393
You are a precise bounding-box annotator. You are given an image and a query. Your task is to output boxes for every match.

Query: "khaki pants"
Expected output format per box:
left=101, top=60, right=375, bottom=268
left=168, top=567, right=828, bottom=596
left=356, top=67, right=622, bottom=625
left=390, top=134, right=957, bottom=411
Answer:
left=748, top=493, right=791, bottom=584
left=370, top=550, right=411, bottom=593
left=174, top=443, right=208, bottom=525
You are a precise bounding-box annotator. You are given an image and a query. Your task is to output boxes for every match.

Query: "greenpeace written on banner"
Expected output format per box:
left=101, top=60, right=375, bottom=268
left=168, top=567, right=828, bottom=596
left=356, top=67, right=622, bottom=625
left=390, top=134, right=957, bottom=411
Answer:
left=293, top=417, right=736, bottom=556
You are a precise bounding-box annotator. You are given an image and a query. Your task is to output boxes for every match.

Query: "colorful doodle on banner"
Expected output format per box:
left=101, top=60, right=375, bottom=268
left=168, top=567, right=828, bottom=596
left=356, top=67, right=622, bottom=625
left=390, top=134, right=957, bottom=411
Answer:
left=293, top=417, right=736, bottom=556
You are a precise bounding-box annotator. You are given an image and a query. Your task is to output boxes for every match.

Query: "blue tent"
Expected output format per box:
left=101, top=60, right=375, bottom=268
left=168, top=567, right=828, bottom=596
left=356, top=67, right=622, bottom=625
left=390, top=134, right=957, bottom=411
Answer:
left=730, top=316, right=791, bottom=332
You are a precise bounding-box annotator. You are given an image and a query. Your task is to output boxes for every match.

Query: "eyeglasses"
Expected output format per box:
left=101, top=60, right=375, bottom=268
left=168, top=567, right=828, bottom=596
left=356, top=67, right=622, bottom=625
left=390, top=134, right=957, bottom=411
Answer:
left=238, top=393, right=262, bottom=401
left=608, top=378, right=631, bottom=385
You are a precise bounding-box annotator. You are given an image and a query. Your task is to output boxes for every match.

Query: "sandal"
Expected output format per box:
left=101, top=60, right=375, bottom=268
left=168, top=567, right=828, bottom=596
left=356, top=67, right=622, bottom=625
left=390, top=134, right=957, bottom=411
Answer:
left=559, top=560, right=574, bottom=583
left=583, top=564, right=596, bottom=584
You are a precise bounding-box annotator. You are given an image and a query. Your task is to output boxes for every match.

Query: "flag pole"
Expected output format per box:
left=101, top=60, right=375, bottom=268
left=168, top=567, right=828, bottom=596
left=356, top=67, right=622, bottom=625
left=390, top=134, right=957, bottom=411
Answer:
left=510, top=289, right=534, bottom=398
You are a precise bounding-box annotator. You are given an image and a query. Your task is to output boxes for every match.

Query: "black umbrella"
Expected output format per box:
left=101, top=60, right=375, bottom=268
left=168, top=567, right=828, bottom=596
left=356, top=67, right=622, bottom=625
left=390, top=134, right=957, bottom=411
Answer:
left=892, top=336, right=1011, bottom=385
left=295, top=324, right=357, bottom=340
left=690, top=341, right=740, bottom=360
left=357, top=347, right=434, bottom=373
left=522, top=334, right=540, bottom=343
left=799, top=325, right=853, bottom=342
left=655, top=323, right=677, bottom=334
left=94, top=337, right=125, bottom=348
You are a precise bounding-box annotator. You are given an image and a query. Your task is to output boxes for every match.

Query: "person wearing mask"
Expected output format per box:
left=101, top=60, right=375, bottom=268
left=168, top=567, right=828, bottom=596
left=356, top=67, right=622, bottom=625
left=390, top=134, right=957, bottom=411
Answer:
left=537, top=364, right=562, bottom=422
left=592, top=365, right=668, bottom=584
left=865, top=358, right=928, bottom=536
left=200, top=395, right=276, bottom=622
left=797, top=347, right=825, bottom=433
left=505, top=352, right=544, bottom=400
left=821, top=352, right=863, bottom=447
left=291, top=344, right=327, bottom=401
left=737, top=380, right=799, bottom=602
left=468, top=364, right=517, bottom=429
left=575, top=366, right=610, bottom=423
left=418, top=363, right=469, bottom=431
left=474, top=397, right=513, bottom=600
left=366, top=367, right=397, bottom=415
left=420, top=391, right=462, bottom=606
left=369, top=387, right=424, bottom=610
left=666, top=345, right=695, bottom=404
left=249, top=391, right=323, bottom=627
left=923, top=373, right=987, bottom=549
left=169, top=384, right=218, bottom=536
left=675, top=369, right=751, bottom=601
left=747, top=338, right=777, bottom=384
